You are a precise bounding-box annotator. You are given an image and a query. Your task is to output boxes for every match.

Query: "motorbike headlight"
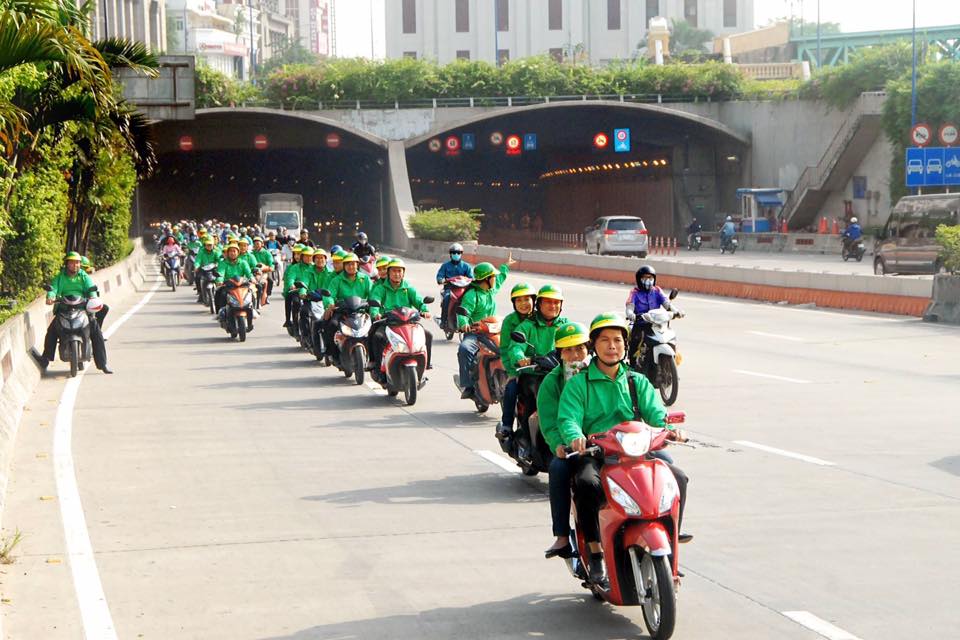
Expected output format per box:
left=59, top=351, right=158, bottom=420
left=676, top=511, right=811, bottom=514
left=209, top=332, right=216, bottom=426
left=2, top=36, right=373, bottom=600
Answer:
left=387, top=329, right=409, bottom=353
left=227, top=296, right=241, bottom=307
left=339, top=322, right=354, bottom=337
left=243, top=292, right=253, bottom=305
left=606, top=477, right=642, bottom=516
left=616, top=431, right=652, bottom=457
left=658, top=474, right=679, bottom=515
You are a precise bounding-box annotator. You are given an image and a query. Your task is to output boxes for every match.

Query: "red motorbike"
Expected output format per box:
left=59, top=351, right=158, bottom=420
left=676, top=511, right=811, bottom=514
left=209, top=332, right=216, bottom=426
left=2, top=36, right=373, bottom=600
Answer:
left=359, top=255, right=378, bottom=280
left=438, top=275, right=472, bottom=340
left=564, top=413, right=687, bottom=640
left=369, top=298, right=434, bottom=406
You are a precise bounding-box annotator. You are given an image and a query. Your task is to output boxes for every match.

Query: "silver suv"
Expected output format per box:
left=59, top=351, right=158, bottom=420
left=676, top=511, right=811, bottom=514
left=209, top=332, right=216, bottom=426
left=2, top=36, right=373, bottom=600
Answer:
left=584, top=216, right=649, bottom=257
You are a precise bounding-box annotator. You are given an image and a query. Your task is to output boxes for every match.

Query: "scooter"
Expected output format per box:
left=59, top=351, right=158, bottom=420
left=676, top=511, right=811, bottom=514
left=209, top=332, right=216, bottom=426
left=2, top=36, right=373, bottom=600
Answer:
left=298, top=289, right=327, bottom=360
left=369, top=297, right=434, bottom=406
left=198, top=264, right=218, bottom=314
left=359, top=255, right=378, bottom=280
left=45, top=286, right=97, bottom=378
left=219, top=277, right=255, bottom=342
left=269, top=248, right=284, bottom=285
left=437, top=275, right=472, bottom=341
left=842, top=237, right=865, bottom=262
left=453, top=308, right=507, bottom=413
left=720, top=234, right=739, bottom=254
left=687, top=234, right=702, bottom=251
left=563, top=413, right=687, bottom=640
left=631, top=290, right=682, bottom=406
left=504, top=330, right=560, bottom=475
left=163, top=253, right=182, bottom=291
left=184, top=248, right=198, bottom=283
left=330, top=295, right=372, bottom=385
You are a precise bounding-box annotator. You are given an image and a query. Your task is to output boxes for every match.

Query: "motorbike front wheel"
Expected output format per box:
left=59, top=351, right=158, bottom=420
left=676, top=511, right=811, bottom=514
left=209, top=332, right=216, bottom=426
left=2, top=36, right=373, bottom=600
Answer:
left=353, top=347, right=366, bottom=386
left=658, top=355, right=679, bottom=406
left=237, top=318, right=247, bottom=342
left=402, top=366, right=417, bottom=406
left=635, top=552, right=676, bottom=640
left=208, top=290, right=216, bottom=314
left=69, top=341, right=80, bottom=378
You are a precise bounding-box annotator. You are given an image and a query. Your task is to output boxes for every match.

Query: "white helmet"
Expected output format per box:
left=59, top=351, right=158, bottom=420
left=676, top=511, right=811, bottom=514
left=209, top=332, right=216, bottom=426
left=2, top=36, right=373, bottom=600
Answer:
left=449, top=243, right=464, bottom=253
left=850, top=217, right=858, bottom=224
left=725, top=216, right=733, bottom=222
left=86, top=298, right=104, bottom=313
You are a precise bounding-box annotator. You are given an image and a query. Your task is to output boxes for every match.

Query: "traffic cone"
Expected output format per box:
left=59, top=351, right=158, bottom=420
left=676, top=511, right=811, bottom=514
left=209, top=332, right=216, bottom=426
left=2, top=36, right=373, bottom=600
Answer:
left=672, top=238, right=678, bottom=255
left=780, top=218, right=788, bottom=234
left=818, top=217, right=828, bottom=234
left=832, top=218, right=840, bottom=235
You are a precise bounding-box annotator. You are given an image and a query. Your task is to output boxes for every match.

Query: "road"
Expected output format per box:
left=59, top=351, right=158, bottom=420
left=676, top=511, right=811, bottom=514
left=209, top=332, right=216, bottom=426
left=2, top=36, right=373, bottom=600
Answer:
left=3, top=258, right=959, bottom=640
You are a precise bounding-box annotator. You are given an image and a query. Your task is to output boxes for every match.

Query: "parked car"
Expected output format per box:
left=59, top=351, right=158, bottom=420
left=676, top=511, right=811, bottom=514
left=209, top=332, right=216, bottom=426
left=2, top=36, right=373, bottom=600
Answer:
left=583, top=216, right=649, bottom=257
left=874, top=194, right=959, bottom=275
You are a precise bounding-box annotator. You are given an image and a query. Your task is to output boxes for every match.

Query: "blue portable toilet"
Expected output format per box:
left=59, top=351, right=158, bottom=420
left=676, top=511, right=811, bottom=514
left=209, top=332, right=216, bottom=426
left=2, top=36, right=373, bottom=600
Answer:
left=737, top=188, right=786, bottom=232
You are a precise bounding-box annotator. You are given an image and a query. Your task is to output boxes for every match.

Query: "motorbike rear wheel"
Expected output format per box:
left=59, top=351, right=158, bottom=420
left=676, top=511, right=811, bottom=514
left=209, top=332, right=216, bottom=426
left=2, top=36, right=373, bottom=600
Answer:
left=402, top=366, right=417, bottom=406
left=658, top=355, right=679, bottom=406
left=69, top=341, right=79, bottom=378
left=635, top=553, right=676, bottom=640
left=353, top=348, right=365, bottom=386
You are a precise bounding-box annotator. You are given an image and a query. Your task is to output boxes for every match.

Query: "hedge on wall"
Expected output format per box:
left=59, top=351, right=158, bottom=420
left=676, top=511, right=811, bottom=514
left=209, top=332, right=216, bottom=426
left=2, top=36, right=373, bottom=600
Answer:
left=408, top=208, right=481, bottom=242
left=936, top=225, right=960, bottom=274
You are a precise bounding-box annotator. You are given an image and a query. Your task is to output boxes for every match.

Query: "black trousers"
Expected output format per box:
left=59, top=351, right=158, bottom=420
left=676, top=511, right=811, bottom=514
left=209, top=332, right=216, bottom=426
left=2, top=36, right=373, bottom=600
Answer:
left=573, top=456, right=688, bottom=544
left=284, top=291, right=301, bottom=325
left=42, top=316, right=108, bottom=370
left=95, top=304, right=109, bottom=329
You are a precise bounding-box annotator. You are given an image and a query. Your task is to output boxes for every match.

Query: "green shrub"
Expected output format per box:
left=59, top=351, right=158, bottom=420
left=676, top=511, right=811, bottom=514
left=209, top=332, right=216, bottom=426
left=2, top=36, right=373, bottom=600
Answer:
left=88, top=141, right=137, bottom=267
left=408, top=208, right=481, bottom=241
left=801, top=42, right=914, bottom=109
left=195, top=62, right=263, bottom=108
left=936, top=225, right=960, bottom=274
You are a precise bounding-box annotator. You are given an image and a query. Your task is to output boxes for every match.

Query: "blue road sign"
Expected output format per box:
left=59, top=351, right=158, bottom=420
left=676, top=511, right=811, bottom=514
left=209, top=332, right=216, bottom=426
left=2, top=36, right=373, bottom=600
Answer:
left=461, top=133, right=476, bottom=151
left=925, top=147, right=945, bottom=186
left=614, top=128, right=631, bottom=153
left=523, top=133, right=537, bottom=151
left=944, top=148, right=960, bottom=186
left=905, top=148, right=924, bottom=187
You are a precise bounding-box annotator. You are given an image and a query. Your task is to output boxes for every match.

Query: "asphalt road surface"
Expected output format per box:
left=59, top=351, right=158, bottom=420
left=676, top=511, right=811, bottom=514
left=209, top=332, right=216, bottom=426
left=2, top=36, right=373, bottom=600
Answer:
left=3, top=258, right=958, bottom=640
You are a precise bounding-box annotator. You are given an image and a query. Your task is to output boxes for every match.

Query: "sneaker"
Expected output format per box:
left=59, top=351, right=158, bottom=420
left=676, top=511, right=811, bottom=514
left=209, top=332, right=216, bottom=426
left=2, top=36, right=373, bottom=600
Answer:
left=30, top=349, right=50, bottom=371
left=588, top=554, right=606, bottom=584
left=495, top=423, right=512, bottom=442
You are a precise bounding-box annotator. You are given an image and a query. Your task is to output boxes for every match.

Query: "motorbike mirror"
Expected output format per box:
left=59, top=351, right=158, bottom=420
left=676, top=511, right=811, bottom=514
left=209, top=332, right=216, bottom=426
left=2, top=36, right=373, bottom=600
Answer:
left=294, top=281, right=306, bottom=289
left=368, top=300, right=382, bottom=308
left=318, top=289, right=332, bottom=298
left=665, top=411, right=686, bottom=425
left=43, top=284, right=53, bottom=292
left=669, top=288, right=679, bottom=300
left=510, top=331, right=527, bottom=344
left=455, top=306, right=469, bottom=316
left=423, top=296, right=435, bottom=304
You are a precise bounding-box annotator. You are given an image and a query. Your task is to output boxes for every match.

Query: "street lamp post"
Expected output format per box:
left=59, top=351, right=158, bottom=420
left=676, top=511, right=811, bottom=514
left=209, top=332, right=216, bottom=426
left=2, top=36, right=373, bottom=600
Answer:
left=910, top=0, right=918, bottom=128
left=248, top=0, right=256, bottom=81
left=494, top=0, right=499, bottom=67
left=815, top=0, right=821, bottom=69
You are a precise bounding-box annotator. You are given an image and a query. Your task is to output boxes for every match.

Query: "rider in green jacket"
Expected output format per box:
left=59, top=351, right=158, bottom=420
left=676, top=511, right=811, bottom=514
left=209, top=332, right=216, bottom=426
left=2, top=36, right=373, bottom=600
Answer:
left=368, top=258, right=434, bottom=372
left=321, top=253, right=374, bottom=364
left=496, top=283, right=537, bottom=440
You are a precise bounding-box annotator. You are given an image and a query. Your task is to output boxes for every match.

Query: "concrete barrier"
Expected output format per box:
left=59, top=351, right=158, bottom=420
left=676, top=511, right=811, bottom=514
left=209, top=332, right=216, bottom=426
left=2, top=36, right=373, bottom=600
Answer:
left=0, top=240, right=149, bottom=525
left=923, top=275, right=960, bottom=324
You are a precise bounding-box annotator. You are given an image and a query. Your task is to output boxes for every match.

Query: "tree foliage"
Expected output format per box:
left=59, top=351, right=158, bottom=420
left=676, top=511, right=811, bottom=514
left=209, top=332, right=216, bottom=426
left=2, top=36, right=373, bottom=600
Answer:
left=800, top=42, right=915, bottom=109
left=935, top=225, right=960, bottom=274
left=668, top=19, right=714, bottom=55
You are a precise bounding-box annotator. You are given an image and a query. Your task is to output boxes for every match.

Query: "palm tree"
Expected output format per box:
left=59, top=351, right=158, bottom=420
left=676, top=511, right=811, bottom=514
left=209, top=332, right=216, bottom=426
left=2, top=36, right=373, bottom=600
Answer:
left=669, top=18, right=714, bottom=56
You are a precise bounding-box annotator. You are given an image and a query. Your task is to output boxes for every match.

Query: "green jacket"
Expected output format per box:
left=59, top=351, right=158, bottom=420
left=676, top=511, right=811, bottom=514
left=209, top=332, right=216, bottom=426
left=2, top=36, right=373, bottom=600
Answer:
left=556, top=360, right=667, bottom=446
left=370, top=279, right=428, bottom=314
left=537, top=366, right=570, bottom=452
left=252, top=248, right=274, bottom=268
left=215, top=257, right=253, bottom=284
left=284, top=261, right=308, bottom=292
left=47, top=269, right=97, bottom=301
left=507, top=313, right=568, bottom=371
left=456, top=264, right=509, bottom=327
left=195, top=247, right=221, bottom=268
left=328, top=271, right=373, bottom=305
left=500, top=311, right=533, bottom=377
left=186, top=239, right=202, bottom=253
left=238, top=251, right=258, bottom=271
left=304, top=267, right=335, bottom=294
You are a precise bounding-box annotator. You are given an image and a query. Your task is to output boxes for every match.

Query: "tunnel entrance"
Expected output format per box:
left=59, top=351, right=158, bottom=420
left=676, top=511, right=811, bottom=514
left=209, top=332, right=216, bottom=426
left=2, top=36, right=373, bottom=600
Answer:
left=143, top=109, right=389, bottom=246
left=405, top=103, right=747, bottom=242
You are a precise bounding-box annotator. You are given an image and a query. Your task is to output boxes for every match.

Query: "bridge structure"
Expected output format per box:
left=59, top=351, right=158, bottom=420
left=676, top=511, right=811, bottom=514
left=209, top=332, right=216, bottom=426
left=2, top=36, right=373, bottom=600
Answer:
left=792, top=24, right=960, bottom=68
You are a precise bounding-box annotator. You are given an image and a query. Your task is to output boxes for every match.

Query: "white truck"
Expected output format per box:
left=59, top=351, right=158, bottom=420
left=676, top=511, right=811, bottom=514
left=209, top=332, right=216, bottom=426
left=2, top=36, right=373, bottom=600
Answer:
left=259, top=193, right=303, bottom=235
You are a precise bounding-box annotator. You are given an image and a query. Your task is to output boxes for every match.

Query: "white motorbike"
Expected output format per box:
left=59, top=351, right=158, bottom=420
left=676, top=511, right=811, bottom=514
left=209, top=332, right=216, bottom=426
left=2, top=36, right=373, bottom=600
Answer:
left=632, top=290, right=683, bottom=406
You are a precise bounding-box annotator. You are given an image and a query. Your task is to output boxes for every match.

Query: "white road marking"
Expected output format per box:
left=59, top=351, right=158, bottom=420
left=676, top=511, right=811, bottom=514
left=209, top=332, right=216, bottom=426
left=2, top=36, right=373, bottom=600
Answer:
left=54, top=277, right=161, bottom=640
left=732, top=369, right=812, bottom=384
left=474, top=449, right=521, bottom=474
left=746, top=330, right=804, bottom=342
left=782, top=611, right=862, bottom=639
left=364, top=380, right=387, bottom=395
left=734, top=441, right=836, bottom=467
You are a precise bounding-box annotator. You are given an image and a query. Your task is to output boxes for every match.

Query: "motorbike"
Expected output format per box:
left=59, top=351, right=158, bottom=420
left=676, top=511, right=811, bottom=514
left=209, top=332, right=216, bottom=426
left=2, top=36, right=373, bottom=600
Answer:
left=437, top=275, right=472, bottom=341
left=184, top=248, right=198, bottom=283
left=162, top=253, right=182, bottom=291
left=504, top=331, right=559, bottom=476
left=198, top=264, right=219, bottom=314
left=44, top=286, right=97, bottom=378
left=842, top=236, right=866, bottom=262
left=359, top=255, right=378, bottom=280
left=251, top=264, right=269, bottom=309
left=719, top=234, right=739, bottom=254
left=369, top=297, right=434, bottom=406
left=219, top=277, right=255, bottom=341
left=687, top=233, right=702, bottom=251
left=328, top=294, right=372, bottom=385
left=298, top=287, right=327, bottom=360
left=269, top=248, right=284, bottom=285
left=631, top=290, right=682, bottom=406
left=561, top=413, right=687, bottom=640
left=454, top=308, right=508, bottom=413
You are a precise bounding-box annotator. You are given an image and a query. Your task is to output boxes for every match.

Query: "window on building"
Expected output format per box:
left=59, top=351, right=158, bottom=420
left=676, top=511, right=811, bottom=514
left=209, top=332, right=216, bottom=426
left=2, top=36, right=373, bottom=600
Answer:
left=403, top=51, right=418, bottom=59
left=684, top=0, right=697, bottom=28
left=607, top=0, right=621, bottom=30
left=496, top=0, right=509, bottom=31
left=549, top=47, right=564, bottom=62
left=548, top=0, right=562, bottom=30
left=645, top=0, right=659, bottom=26
left=723, top=0, right=737, bottom=27
left=455, top=0, right=469, bottom=32
left=498, top=49, right=510, bottom=65
left=456, top=49, right=470, bottom=60
left=402, top=0, right=416, bottom=34
left=175, top=17, right=183, bottom=30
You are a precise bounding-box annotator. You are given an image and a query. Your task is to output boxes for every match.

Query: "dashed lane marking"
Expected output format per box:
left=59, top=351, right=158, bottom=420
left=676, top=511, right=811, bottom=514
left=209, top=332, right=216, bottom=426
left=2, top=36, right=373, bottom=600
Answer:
left=474, top=450, right=521, bottom=474
left=734, top=441, right=836, bottom=467
left=732, top=369, right=812, bottom=384
left=782, top=611, right=862, bottom=640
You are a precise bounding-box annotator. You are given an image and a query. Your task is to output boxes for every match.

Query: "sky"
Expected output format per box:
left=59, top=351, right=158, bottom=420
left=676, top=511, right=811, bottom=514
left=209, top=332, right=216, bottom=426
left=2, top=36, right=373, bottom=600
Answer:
left=335, top=0, right=960, bottom=59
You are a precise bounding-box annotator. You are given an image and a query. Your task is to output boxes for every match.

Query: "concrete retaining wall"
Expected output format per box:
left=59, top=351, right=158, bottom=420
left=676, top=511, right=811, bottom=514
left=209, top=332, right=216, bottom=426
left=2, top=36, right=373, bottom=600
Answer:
left=923, top=275, right=960, bottom=324
left=0, top=240, right=149, bottom=525
left=396, top=238, right=931, bottom=316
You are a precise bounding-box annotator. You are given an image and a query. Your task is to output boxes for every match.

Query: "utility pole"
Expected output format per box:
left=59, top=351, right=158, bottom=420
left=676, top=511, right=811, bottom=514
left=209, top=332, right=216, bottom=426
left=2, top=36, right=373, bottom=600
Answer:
left=249, top=0, right=256, bottom=80
left=910, top=0, right=918, bottom=128
left=815, top=0, right=821, bottom=69
left=494, top=0, right=499, bottom=66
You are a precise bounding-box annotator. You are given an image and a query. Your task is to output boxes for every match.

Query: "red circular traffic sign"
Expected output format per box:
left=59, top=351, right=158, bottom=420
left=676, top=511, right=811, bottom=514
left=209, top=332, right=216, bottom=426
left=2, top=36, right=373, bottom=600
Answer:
left=490, top=132, right=504, bottom=146
left=428, top=138, right=442, bottom=152
left=505, top=135, right=521, bottom=150
left=445, top=136, right=460, bottom=151
left=178, top=135, right=194, bottom=152
left=325, top=132, right=341, bottom=148
left=911, top=123, right=932, bottom=147
left=939, top=123, right=958, bottom=146
left=254, top=134, right=268, bottom=150
left=593, top=132, right=609, bottom=148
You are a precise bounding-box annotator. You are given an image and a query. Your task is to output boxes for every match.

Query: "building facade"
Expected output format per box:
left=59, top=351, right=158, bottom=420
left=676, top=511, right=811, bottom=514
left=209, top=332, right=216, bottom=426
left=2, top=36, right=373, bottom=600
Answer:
left=385, top=0, right=755, bottom=65
left=91, top=0, right=167, bottom=51
left=289, top=0, right=333, bottom=57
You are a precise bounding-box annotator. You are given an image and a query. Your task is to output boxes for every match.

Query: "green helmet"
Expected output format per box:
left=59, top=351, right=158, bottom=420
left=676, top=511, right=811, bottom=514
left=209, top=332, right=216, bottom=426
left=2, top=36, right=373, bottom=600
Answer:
left=80, top=256, right=91, bottom=267
left=589, top=312, right=630, bottom=340
left=473, top=262, right=496, bottom=281
left=376, top=255, right=392, bottom=268
left=554, top=322, right=590, bottom=349
left=331, top=250, right=347, bottom=262
left=536, top=284, right=564, bottom=301
left=65, top=251, right=82, bottom=262
left=341, top=252, right=360, bottom=264
left=510, top=283, right=536, bottom=299
left=300, top=246, right=315, bottom=257
left=387, top=258, right=406, bottom=270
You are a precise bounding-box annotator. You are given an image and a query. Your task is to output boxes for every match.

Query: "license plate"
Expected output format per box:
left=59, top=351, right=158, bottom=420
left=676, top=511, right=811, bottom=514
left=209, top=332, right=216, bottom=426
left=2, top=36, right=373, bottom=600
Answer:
left=621, top=234, right=637, bottom=241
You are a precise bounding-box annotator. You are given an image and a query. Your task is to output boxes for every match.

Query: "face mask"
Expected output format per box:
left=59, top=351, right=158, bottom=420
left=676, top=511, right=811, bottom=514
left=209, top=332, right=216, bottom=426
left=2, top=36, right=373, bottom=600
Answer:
left=450, top=253, right=461, bottom=263
left=563, top=358, right=590, bottom=381
left=641, top=278, right=654, bottom=291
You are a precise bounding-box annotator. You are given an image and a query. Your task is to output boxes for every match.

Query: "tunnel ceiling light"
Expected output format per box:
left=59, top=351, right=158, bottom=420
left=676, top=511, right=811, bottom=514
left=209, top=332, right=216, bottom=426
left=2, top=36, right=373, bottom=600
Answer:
left=726, top=155, right=738, bottom=161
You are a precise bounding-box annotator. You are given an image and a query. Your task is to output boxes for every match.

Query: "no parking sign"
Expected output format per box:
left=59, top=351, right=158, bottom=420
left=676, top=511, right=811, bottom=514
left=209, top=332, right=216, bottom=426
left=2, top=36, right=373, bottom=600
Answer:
left=614, top=128, right=631, bottom=152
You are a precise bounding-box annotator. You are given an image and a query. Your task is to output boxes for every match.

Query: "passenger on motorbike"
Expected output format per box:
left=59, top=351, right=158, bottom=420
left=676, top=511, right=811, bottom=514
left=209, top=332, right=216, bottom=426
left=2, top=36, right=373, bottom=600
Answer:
left=34, top=252, right=111, bottom=374
left=251, top=236, right=275, bottom=299
left=331, top=250, right=347, bottom=274
left=265, top=231, right=280, bottom=251
left=537, top=321, right=591, bottom=558
left=215, top=243, right=253, bottom=315
left=282, top=245, right=306, bottom=328
left=455, top=257, right=515, bottom=400
left=298, top=228, right=315, bottom=248
left=557, top=312, right=691, bottom=582
left=368, top=258, right=433, bottom=373
left=80, top=256, right=110, bottom=328
left=436, top=243, right=474, bottom=327
left=322, top=252, right=374, bottom=364
left=351, top=231, right=377, bottom=261
left=496, top=283, right=538, bottom=441
left=375, top=255, right=392, bottom=281
left=625, top=265, right=680, bottom=368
